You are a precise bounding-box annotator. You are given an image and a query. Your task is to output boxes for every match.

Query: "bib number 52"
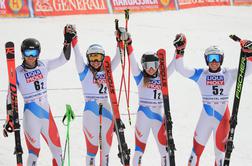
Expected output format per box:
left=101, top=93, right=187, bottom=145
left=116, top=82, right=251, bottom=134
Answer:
left=212, top=86, right=223, bottom=95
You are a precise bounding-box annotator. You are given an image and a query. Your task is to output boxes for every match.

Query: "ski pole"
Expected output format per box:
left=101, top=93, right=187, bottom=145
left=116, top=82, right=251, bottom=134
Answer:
left=115, top=19, right=131, bottom=125
left=62, top=104, right=75, bottom=166
left=124, top=9, right=132, bottom=125
left=115, top=19, right=127, bottom=104
left=124, top=9, right=129, bottom=32
left=99, top=103, right=103, bottom=166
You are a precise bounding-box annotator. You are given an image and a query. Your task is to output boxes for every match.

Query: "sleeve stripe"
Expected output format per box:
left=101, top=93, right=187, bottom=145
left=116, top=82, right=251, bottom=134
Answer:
left=189, top=68, right=203, bottom=82
left=79, top=65, right=89, bottom=81
left=134, top=72, right=143, bottom=85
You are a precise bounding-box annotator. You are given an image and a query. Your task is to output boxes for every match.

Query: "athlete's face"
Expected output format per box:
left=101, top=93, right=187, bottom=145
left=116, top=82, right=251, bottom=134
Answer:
left=208, top=61, right=221, bottom=71
left=145, top=67, right=158, bottom=76
left=90, top=61, right=102, bottom=69
left=24, top=56, right=37, bottom=68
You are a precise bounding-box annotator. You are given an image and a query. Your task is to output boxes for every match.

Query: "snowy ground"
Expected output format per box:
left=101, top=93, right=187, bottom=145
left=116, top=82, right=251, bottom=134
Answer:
left=1, top=6, right=252, bottom=166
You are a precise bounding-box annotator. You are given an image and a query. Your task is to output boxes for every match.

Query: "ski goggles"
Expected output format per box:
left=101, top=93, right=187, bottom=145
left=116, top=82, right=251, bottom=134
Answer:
left=23, top=49, right=40, bottom=57
left=88, top=53, right=104, bottom=62
left=206, top=54, right=221, bottom=63
left=142, top=61, right=159, bottom=70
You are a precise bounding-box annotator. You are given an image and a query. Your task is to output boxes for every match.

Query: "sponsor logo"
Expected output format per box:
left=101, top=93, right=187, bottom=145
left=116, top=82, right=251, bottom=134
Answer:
left=24, top=69, right=44, bottom=83
left=36, top=0, right=106, bottom=12
left=94, top=72, right=106, bottom=84
left=35, top=0, right=53, bottom=11
left=147, top=79, right=161, bottom=90
left=179, top=0, right=229, bottom=5
left=10, top=83, right=18, bottom=111
left=8, top=0, right=23, bottom=13
left=160, top=0, right=170, bottom=6
left=104, top=60, right=115, bottom=94
left=112, top=0, right=159, bottom=6
left=236, top=56, right=246, bottom=99
left=206, top=75, right=224, bottom=85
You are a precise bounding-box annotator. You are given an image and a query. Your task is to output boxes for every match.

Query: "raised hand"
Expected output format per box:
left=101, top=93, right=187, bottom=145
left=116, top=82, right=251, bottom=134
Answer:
left=240, top=39, right=252, bottom=54
left=64, top=24, right=77, bottom=45
left=173, top=33, right=187, bottom=56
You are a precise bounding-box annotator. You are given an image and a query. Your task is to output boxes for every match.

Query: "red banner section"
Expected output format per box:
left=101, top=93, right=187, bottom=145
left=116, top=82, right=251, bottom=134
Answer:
left=178, top=0, right=230, bottom=9
left=111, top=0, right=176, bottom=13
left=233, top=0, right=252, bottom=5
left=0, top=0, right=29, bottom=17
left=33, top=0, right=109, bottom=16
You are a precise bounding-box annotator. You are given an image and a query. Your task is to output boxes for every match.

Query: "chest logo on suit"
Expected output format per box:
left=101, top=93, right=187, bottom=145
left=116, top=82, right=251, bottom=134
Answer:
left=206, top=75, right=224, bottom=86
left=24, top=69, right=44, bottom=83
left=147, top=79, right=161, bottom=90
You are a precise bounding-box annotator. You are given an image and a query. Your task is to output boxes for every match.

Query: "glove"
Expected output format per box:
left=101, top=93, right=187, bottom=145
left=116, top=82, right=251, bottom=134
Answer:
left=64, top=24, right=77, bottom=45
left=173, top=33, right=187, bottom=55
left=240, top=39, right=252, bottom=54
left=115, top=27, right=131, bottom=43
left=3, top=119, right=14, bottom=137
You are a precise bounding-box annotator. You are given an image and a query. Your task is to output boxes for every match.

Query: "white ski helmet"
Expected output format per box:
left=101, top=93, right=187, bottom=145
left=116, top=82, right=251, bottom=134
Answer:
left=86, top=44, right=105, bottom=62
left=204, top=45, right=224, bottom=65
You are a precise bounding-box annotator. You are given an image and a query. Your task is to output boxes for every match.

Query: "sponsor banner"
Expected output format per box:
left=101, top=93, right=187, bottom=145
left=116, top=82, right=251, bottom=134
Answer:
left=178, top=0, right=230, bottom=9
left=0, top=0, right=29, bottom=17
left=233, top=0, right=252, bottom=5
left=111, top=0, right=176, bottom=13
left=33, top=0, right=109, bottom=16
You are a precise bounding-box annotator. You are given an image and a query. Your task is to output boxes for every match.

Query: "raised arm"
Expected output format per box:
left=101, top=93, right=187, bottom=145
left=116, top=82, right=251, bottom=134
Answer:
left=113, top=28, right=142, bottom=78
left=127, top=42, right=142, bottom=77
left=72, top=40, right=86, bottom=74
left=45, top=51, right=68, bottom=72
left=173, top=33, right=199, bottom=79
left=111, top=28, right=125, bottom=71
left=66, top=25, right=87, bottom=76
left=46, top=25, right=76, bottom=72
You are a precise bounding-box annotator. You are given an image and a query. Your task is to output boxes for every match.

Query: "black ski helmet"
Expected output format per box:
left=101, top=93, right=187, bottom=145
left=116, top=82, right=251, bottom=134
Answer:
left=204, top=45, right=224, bottom=65
left=21, top=38, right=41, bottom=58
left=141, top=51, right=159, bottom=69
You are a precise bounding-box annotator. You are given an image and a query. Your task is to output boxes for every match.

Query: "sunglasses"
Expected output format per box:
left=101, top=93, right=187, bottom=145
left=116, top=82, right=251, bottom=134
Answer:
left=142, top=61, right=159, bottom=70
left=207, top=54, right=221, bottom=63
left=88, top=53, right=104, bottom=62
left=23, top=49, right=39, bottom=57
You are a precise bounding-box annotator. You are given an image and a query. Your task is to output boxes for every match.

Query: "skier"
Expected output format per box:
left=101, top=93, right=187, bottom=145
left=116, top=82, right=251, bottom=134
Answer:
left=121, top=33, right=175, bottom=166
left=70, top=25, right=122, bottom=166
left=173, top=33, right=252, bottom=166
left=2, top=25, right=75, bottom=166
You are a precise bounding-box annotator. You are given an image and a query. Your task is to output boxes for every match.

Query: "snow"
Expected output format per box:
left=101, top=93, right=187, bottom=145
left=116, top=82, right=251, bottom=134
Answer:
left=1, top=6, right=252, bottom=165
